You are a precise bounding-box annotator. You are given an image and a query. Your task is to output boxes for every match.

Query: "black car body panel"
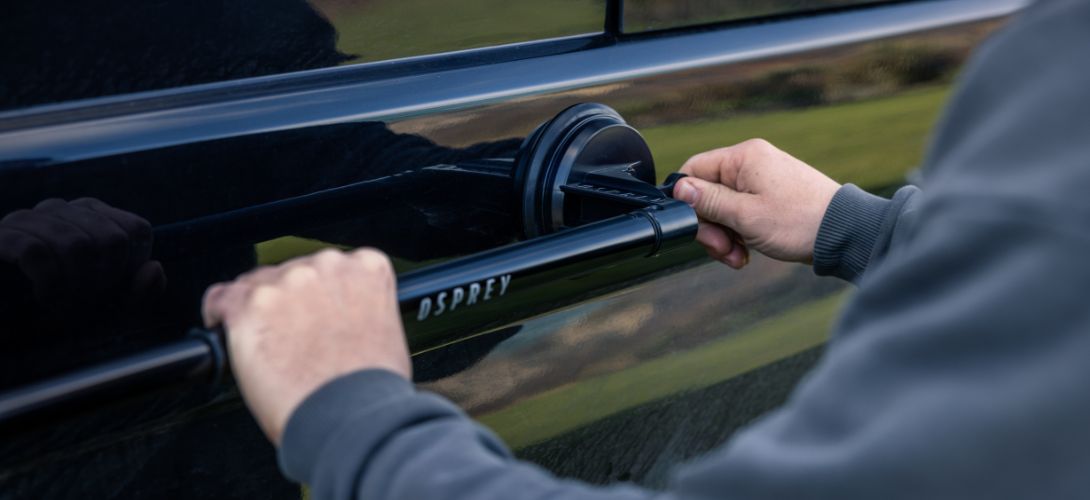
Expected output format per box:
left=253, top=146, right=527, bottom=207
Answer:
left=0, top=0, right=1025, bottom=497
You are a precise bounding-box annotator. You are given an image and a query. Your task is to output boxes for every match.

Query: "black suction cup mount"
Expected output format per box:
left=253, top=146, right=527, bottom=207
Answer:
left=515, top=103, right=658, bottom=238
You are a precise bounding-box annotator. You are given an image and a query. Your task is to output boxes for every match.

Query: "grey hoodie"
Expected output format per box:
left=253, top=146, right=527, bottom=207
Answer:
left=278, top=0, right=1090, bottom=498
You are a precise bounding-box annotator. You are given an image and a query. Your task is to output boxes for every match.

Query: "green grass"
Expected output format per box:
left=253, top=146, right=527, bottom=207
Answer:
left=478, top=291, right=847, bottom=449
left=255, top=236, right=434, bottom=274
left=255, top=236, right=344, bottom=266
left=326, top=0, right=603, bottom=63
left=625, top=0, right=886, bottom=31
left=254, top=86, right=950, bottom=267
left=642, top=85, right=951, bottom=188
left=249, top=88, right=946, bottom=451
left=471, top=89, right=952, bottom=448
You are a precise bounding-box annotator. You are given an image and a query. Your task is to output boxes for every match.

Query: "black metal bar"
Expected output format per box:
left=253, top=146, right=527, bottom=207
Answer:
left=401, top=201, right=695, bottom=348
left=0, top=335, right=219, bottom=427
left=0, top=201, right=696, bottom=427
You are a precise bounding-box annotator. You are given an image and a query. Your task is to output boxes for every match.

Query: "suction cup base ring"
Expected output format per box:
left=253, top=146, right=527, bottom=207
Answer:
left=515, top=103, right=655, bottom=238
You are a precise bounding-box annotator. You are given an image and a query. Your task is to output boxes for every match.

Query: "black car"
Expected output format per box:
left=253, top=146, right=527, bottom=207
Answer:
left=0, top=0, right=1025, bottom=497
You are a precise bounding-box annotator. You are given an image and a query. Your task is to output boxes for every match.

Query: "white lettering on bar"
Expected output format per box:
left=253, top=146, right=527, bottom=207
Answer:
left=416, top=274, right=513, bottom=321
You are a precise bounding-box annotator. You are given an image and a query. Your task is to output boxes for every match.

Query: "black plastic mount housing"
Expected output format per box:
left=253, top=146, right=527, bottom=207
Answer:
left=515, top=103, right=657, bottom=238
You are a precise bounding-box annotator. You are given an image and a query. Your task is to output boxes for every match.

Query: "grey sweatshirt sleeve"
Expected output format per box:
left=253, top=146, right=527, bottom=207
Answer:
left=279, top=369, right=656, bottom=500
left=279, top=1, right=1090, bottom=499
left=812, top=183, right=920, bottom=283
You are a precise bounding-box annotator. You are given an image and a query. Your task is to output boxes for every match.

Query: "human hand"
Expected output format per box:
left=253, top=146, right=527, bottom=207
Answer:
left=673, top=139, right=841, bottom=268
left=202, top=248, right=410, bottom=445
left=0, top=198, right=165, bottom=311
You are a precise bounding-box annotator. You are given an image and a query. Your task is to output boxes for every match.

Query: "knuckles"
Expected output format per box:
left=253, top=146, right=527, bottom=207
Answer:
left=32, top=198, right=67, bottom=212
left=202, top=283, right=227, bottom=308
left=54, top=228, right=94, bottom=259
left=249, top=283, right=285, bottom=311
left=3, top=209, right=34, bottom=225
left=14, top=232, right=49, bottom=262
left=204, top=247, right=396, bottom=322
left=739, top=138, right=773, bottom=152
left=280, top=263, right=321, bottom=289
left=680, top=151, right=710, bottom=172
left=98, top=223, right=128, bottom=252
left=309, top=247, right=393, bottom=280
left=353, top=247, right=393, bottom=275
left=736, top=138, right=776, bottom=163
left=311, top=248, right=344, bottom=266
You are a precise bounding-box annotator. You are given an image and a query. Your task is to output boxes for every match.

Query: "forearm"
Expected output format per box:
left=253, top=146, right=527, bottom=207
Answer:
left=279, top=370, right=657, bottom=500
left=273, top=2, right=1090, bottom=498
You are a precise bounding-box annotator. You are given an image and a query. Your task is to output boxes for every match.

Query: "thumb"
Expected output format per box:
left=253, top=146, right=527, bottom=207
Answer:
left=673, top=177, right=750, bottom=229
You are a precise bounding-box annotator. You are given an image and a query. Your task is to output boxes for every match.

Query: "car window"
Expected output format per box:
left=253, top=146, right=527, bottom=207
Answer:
left=0, top=0, right=605, bottom=112
left=313, top=0, right=604, bottom=64
left=622, top=0, right=892, bottom=32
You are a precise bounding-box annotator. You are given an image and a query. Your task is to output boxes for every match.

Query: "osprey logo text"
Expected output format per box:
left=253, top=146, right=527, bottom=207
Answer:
left=416, top=274, right=512, bottom=321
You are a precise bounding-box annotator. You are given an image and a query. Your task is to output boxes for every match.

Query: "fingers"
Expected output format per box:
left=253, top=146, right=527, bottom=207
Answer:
left=73, top=198, right=154, bottom=269
left=723, top=235, right=750, bottom=269
left=201, top=248, right=396, bottom=329
left=674, top=176, right=753, bottom=230
left=350, top=248, right=396, bottom=291
left=696, top=222, right=750, bottom=269
left=129, top=260, right=167, bottom=295
left=680, top=146, right=741, bottom=187
left=0, top=225, right=61, bottom=300
left=676, top=151, right=759, bottom=271
left=0, top=207, right=82, bottom=300
left=71, top=197, right=152, bottom=241
left=696, top=222, right=732, bottom=256
left=679, top=138, right=773, bottom=189
left=38, top=198, right=131, bottom=289
left=202, top=281, right=245, bottom=328
left=204, top=246, right=408, bottom=444
left=0, top=198, right=157, bottom=303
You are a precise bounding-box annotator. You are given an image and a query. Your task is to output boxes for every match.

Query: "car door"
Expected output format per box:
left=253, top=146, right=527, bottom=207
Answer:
left=0, top=0, right=1026, bottom=497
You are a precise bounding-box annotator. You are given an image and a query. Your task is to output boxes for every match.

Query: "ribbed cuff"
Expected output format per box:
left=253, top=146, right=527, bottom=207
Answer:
left=813, top=184, right=892, bottom=283
left=278, top=369, right=414, bottom=484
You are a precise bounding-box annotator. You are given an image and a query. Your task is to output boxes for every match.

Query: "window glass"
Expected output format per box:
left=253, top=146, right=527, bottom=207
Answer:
left=313, top=0, right=604, bottom=63
left=623, top=0, right=891, bottom=32
left=1, top=0, right=605, bottom=112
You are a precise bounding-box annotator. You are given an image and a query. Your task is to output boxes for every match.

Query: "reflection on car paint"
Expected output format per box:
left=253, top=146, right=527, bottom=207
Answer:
left=0, top=5, right=1011, bottom=497
left=1, top=0, right=603, bottom=111
left=405, top=20, right=1005, bottom=486
left=623, top=0, right=892, bottom=33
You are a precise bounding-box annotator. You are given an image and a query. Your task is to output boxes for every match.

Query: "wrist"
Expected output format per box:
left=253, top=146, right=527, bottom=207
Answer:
left=812, top=184, right=892, bottom=282
left=278, top=369, right=415, bottom=483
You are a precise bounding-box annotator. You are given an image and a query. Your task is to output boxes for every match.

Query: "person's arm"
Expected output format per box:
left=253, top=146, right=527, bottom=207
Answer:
left=665, top=3, right=1090, bottom=498
left=203, top=1, right=1090, bottom=498
left=811, top=183, right=919, bottom=283
left=673, top=140, right=920, bottom=283
left=280, top=370, right=655, bottom=500
left=202, top=249, right=657, bottom=500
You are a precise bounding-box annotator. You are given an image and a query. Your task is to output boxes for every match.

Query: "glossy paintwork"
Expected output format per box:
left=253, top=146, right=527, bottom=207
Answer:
left=0, top=0, right=604, bottom=111
left=0, top=198, right=697, bottom=426
left=0, top=0, right=1021, bottom=497
left=0, top=0, right=1022, bottom=164
left=395, top=12, right=1012, bottom=487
